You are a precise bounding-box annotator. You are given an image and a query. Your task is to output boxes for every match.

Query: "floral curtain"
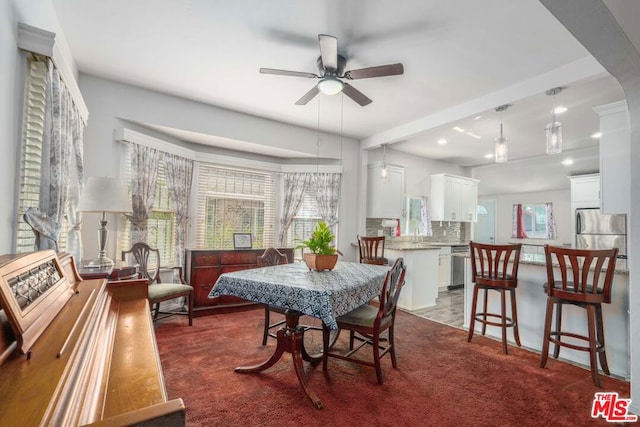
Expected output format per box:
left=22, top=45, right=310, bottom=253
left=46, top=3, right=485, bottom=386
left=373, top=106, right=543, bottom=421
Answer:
left=511, top=204, right=528, bottom=239
left=163, top=152, right=194, bottom=267
left=279, top=172, right=311, bottom=245
left=545, top=202, right=557, bottom=239
left=129, top=144, right=160, bottom=243
left=40, top=58, right=85, bottom=252
left=314, top=173, right=341, bottom=229
left=420, top=196, right=433, bottom=236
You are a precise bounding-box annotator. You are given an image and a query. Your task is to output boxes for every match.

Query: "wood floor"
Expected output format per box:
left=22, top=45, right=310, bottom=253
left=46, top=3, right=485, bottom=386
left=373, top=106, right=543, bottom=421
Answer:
left=411, top=288, right=464, bottom=328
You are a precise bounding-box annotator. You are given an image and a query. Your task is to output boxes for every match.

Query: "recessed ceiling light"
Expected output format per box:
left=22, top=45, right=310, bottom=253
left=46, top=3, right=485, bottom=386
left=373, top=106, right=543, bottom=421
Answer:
left=484, top=153, right=494, bottom=159
left=554, top=106, right=568, bottom=114
left=465, top=132, right=481, bottom=139
left=453, top=126, right=465, bottom=133
left=437, top=139, right=447, bottom=145
left=591, top=132, right=602, bottom=139
left=561, top=158, right=574, bottom=166
left=474, top=115, right=482, bottom=120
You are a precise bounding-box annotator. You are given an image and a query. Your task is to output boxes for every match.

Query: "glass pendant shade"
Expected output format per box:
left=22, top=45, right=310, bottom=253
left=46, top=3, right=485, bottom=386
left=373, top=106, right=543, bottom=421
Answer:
left=545, top=120, right=563, bottom=154
left=494, top=123, right=507, bottom=163
left=380, top=144, right=388, bottom=180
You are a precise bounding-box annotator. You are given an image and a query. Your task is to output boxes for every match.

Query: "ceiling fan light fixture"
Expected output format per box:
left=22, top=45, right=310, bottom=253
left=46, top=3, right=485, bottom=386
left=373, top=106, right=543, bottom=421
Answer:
left=318, top=76, right=344, bottom=95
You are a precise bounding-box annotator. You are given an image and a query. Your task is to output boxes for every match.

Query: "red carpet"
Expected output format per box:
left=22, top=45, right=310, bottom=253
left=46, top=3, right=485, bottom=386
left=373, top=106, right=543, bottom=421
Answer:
left=154, top=308, right=633, bottom=426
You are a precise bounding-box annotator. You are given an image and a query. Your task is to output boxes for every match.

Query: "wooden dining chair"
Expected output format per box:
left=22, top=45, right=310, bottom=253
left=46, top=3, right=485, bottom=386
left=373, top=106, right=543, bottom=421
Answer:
left=357, top=235, right=386, bottom=265
left=257, top=248, right=289, bottom=345
left=122, top=242, right=193, bottom=325
left=540, top=245, right=618, bottom=387
left=467, top=241, right=522, bottom=354
left=322, top=257, right=406, bottom=384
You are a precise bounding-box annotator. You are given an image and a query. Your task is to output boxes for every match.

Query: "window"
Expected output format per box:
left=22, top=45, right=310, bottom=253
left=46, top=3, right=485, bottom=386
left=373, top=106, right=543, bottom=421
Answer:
left=195, top=164, right=275, bottom=249
left=522, top=204, right=548, bottom=239
left=287, top=186, right=322, bottom=258
left=120, top=148, right=176, bottom=266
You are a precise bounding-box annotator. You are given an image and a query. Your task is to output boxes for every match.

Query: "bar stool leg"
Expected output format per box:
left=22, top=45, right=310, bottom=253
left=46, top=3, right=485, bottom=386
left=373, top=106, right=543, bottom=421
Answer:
left=586, top=305, right=601, bottom=387
left=553, top=302, right=563, bottom=359
left=595, top=304, right=610, bottom=375
left=540, top=298, right=554, bottom=368
left=500, top=289, right=508, bottom=354
left=510, top=288, right=521, bottom=347
left=481, top=287, right=489, bottom=336
left=467, top=284, right=480, bottom=342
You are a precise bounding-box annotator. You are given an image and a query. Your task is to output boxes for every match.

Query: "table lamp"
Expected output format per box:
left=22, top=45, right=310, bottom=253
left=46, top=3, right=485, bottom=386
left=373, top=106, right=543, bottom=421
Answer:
left=76, top=177, right=132, bottom=269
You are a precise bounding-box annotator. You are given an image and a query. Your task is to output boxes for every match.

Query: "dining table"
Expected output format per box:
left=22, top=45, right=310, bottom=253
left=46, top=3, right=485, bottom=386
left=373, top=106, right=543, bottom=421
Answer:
left=209, top=261, right=389, bottom=409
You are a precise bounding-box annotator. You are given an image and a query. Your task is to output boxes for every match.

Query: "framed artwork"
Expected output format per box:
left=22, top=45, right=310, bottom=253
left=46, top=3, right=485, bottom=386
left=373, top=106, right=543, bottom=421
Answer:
left=233, top=233, right=252, bottom=249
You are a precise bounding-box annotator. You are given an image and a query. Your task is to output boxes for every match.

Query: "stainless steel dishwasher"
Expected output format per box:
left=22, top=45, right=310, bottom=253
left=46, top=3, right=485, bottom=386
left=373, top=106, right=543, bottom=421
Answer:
left=449, top=245, right=468, bottom=290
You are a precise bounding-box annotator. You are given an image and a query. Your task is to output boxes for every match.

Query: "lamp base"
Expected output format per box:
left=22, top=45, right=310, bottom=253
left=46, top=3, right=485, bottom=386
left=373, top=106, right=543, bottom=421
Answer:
left=84, top=256, right=115, bottom=270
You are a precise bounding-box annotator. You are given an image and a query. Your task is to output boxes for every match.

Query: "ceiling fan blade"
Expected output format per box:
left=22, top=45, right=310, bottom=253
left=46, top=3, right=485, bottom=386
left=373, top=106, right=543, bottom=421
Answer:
left=295, top=85, right=320, bottom=105
left=259, top=68, right=318, bottom=79
left=318, top=34, right=338, bottom=71
left=342, top=83, right=372, bottom=106
left=345, top=63, right=404, bottom=80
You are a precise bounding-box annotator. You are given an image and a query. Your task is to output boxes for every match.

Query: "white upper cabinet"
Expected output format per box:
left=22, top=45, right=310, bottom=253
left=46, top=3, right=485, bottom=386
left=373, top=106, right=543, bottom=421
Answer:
left=367, top=163, right=405, bottom=219
left=430, top=173, right=479, bottom=222
left=569, top=173, right=600, bottom=208
left=594, top=101, right=630, bottom=214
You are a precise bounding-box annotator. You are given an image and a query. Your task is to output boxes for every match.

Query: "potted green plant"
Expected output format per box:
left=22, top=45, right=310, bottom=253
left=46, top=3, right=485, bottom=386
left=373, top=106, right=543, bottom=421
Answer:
left=297, top=221, right=340, bottom=271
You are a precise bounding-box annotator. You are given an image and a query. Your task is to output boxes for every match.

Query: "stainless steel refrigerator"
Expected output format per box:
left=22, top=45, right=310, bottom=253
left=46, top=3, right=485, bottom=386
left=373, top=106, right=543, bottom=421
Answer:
left=575, top=208, right=627, bottom=257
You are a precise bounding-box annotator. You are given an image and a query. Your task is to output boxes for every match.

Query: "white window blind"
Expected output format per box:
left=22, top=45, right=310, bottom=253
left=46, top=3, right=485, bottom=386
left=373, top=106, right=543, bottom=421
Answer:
left=15, top=58, right=68, bottom=253
left=287, top=185, right=322, bottom=258
left=119, top=146, right=176, bottom=266
left=195, top=164, right=275, bottom=249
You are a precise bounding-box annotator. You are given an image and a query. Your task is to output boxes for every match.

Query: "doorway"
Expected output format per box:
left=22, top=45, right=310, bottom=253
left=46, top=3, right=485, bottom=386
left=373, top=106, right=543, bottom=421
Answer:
left=474, top=198, right=496, bottom=244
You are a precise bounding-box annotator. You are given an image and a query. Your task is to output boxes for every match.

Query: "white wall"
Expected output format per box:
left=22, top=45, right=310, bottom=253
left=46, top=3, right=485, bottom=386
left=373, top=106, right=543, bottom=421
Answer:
left=78, top=74, right=362, bottom=262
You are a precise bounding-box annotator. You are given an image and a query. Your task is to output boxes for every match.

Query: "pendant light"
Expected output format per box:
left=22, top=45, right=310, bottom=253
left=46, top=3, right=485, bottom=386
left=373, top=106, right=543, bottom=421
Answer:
left=381, top=144, right=389, bottom=180
left=494, top=104, right=509, bottom=163
left=545, top=87, right=563, bottom=155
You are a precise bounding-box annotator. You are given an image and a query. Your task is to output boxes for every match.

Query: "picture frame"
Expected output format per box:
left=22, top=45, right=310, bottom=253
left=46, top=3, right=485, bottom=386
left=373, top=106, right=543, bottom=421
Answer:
left=233, top=233, right=253, bottom=249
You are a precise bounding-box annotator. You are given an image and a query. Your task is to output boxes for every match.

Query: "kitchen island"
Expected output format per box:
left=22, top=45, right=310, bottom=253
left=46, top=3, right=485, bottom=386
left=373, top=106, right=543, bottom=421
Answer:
left=384, top=242, right=443, bottom=311
left=461, top=252, right=630, bottom=379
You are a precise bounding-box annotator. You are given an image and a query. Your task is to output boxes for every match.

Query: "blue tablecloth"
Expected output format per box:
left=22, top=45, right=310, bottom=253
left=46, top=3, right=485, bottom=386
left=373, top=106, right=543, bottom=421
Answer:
left=209, top=261, right=389, bottom=329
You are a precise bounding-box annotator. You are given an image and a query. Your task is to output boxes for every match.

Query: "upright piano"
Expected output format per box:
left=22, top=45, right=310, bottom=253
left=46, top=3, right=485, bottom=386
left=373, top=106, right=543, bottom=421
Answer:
left=0, top=250, right=185, bottom=426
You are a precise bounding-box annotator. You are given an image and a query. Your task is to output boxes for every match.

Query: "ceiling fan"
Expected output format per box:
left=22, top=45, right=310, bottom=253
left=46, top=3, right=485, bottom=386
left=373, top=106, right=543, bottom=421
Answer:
left=259, top=34, right=404, bottom=106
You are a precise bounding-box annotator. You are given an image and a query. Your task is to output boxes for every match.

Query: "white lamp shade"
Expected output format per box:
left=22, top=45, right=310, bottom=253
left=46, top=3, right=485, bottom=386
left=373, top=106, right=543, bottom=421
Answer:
left=76, top=177, right=132, bottom=213
left=317, top=77, right=344, bottom=95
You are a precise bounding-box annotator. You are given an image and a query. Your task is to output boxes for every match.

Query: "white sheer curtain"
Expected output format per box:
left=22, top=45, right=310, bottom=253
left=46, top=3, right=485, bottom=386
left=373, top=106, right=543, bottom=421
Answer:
left=420, top=196, right=433, bottom=236
left=163, top=152, right=194, bottom=267
left=41, top=58, right=85, bottom=252
left=129, top=144, right=160, bottom=243
left=279, top=172, right=311, bottom=245
left=545, top=202, right=557, bottom=239
left=314, top=173, right=341, bottom=228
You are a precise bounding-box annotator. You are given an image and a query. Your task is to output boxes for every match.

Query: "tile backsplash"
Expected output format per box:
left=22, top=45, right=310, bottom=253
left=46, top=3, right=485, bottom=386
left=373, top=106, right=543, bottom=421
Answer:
left=365, top=218, right=466, bottom=244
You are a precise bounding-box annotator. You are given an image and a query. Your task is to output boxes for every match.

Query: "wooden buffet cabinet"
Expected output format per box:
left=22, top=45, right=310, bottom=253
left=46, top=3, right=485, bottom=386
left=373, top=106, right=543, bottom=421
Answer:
left=185, top=248, right=295, bottom=316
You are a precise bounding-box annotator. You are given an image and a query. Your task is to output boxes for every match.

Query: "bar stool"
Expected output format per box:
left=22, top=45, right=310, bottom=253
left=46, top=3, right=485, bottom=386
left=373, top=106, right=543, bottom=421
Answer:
left=357, top=235, right=386, bottom=265
left=468, top=241, right=522, bottom=354
left=540, top=245, right=618, bottom=387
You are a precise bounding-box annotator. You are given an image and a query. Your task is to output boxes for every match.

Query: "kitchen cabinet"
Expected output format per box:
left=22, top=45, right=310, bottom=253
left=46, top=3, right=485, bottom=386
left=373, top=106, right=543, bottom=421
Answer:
left=569, top=174, right=600, bottom=208
left=429, top=174, right=479, bottom=222
left=438, top=246, right=451, bottom=289
left=594, top=101, right=630, bottom=214
left=185, top=248, right=294, bottom=316
left=367, top=162, right=405, bottom=218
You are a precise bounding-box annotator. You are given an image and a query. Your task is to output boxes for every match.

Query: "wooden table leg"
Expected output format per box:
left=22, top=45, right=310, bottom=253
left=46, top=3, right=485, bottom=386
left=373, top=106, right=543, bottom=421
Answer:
left=234, top=310, right=324, bottom=409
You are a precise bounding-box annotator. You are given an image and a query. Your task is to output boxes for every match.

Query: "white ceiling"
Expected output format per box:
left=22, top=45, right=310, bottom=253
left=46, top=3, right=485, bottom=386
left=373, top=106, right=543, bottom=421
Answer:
left=52, top=0, right=627, bottom=166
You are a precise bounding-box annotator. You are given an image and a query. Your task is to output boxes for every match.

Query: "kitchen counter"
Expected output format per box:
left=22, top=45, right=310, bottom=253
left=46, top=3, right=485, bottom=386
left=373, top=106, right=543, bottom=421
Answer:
left=461, top=254, right=630, bottom=379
